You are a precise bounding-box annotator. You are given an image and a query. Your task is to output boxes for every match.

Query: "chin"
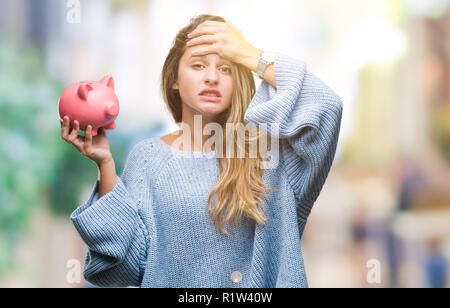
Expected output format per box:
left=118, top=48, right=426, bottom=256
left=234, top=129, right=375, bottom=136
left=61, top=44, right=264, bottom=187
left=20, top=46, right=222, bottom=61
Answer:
left=200, top=111, right=223, bottom=120
left=196, top=104, right=226, bottom=118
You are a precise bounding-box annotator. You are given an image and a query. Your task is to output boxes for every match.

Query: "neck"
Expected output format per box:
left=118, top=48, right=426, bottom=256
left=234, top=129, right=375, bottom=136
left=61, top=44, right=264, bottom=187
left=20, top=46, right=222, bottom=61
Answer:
left=178, top=106, right=221, bottom=152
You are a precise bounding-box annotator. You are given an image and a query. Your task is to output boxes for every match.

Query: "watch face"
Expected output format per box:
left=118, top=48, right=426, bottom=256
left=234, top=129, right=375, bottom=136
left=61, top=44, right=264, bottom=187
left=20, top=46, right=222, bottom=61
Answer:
left=262, top=52, right=275, bottom=63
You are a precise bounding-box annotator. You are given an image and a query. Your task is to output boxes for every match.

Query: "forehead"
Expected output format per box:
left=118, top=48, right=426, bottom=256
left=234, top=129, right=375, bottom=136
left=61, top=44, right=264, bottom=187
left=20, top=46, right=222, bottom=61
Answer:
left=186, top=53, right=231, bottom=64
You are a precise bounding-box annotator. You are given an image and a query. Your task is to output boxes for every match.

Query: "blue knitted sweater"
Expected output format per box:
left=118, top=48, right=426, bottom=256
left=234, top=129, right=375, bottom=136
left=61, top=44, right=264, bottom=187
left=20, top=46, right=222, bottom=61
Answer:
left=70, top=52, right=343, bottom=288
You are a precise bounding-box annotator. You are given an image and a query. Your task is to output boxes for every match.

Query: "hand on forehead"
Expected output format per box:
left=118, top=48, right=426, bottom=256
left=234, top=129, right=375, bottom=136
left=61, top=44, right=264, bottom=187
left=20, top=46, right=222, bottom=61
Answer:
left=186, top=48, right=231, bottom=64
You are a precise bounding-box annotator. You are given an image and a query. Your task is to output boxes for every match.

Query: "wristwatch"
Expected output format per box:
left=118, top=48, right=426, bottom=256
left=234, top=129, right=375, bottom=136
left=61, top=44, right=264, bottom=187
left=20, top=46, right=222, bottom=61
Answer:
left=256, top=51, right=276, bottom=79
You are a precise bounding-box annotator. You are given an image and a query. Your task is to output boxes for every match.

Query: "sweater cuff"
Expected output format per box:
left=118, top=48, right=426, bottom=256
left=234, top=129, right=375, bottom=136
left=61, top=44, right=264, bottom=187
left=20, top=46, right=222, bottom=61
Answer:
left=70, top=177, right=140, bottom=259
left=244, top=52, right=322, bottom=138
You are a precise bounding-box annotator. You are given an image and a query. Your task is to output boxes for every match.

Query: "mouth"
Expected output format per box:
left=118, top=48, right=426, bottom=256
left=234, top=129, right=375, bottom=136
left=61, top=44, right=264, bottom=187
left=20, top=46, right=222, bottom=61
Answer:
left=198, top=88, right=222, bottom=101
left=199, top=95, right=221, bottom=102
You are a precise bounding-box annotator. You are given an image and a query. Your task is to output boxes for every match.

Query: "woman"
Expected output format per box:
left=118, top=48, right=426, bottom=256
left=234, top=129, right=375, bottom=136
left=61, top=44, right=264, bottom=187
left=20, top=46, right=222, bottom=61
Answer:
left=62, top=14, right=343, bottom=288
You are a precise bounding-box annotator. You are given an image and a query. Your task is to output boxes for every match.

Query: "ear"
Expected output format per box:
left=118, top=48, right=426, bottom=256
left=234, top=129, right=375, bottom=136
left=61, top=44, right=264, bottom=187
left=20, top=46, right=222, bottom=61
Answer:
left=77, top=83, right=94, bottom=101
left=100, top=75, right=114, bottom=89
left=172, top=82, right=179, bottom=91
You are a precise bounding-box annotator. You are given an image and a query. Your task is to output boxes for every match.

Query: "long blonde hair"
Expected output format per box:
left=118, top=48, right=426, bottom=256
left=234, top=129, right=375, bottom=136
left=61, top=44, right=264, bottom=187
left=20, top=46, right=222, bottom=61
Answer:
left=160, top=14, right=278, bottom=235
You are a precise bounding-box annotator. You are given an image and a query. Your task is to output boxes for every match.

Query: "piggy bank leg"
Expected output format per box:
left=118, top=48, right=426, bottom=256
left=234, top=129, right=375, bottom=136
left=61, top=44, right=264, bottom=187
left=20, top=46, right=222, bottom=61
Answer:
left=104, top=121, right=116, bottom=130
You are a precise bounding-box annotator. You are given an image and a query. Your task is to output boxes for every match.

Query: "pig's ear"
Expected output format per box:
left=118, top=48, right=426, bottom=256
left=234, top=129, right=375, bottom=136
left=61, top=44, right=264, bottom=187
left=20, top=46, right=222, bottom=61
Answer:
left=78, top=83, right=94, bottom=101
left=100, top=75, right=114, bottom=89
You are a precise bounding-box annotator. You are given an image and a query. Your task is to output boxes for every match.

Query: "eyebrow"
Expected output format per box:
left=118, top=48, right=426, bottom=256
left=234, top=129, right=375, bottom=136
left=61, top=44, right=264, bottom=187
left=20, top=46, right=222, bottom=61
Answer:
left=189, top=55, right=231, bottom=64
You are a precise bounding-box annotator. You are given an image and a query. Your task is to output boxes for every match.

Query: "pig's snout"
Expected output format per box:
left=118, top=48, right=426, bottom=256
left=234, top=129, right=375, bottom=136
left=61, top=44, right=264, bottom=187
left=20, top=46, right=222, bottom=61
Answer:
left=105, top=102, right=119, bottom=117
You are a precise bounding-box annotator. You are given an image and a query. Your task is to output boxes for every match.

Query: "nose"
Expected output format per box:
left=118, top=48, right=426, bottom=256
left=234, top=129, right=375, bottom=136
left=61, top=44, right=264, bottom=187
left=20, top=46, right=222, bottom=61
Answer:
left=105, top=101, right=119, bottom=117
left=204, top=66, right=219, bottom=85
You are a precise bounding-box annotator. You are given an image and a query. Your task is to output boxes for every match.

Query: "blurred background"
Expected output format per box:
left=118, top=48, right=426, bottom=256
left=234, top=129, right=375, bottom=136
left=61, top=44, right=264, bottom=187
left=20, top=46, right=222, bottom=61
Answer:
left=0, top=0, right=449, bottom=288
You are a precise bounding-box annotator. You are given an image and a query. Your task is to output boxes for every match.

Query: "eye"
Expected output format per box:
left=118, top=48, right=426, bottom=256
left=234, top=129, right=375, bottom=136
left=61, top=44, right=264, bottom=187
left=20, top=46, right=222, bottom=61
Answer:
left=192, top=64, right=231, bottom=73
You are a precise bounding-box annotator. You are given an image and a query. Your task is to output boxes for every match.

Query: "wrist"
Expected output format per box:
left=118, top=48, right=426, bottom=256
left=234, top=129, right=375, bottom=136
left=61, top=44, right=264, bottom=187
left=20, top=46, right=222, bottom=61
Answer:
left=97, top=157, right=115, bottom=170
left=239, top=46, right=263, bottom=73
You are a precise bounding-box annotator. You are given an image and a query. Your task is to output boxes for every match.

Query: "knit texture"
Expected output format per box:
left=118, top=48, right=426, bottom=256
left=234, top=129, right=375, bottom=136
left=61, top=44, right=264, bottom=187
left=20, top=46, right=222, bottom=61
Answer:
left=70, top=52, right=343, bottom=288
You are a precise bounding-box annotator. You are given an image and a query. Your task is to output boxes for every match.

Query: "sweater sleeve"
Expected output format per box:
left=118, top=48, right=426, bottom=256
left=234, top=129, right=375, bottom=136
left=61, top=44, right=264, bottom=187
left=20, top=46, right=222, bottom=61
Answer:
left=70, top=141, right=150, bottom=287
left=244, top=52, right=343, bottom=221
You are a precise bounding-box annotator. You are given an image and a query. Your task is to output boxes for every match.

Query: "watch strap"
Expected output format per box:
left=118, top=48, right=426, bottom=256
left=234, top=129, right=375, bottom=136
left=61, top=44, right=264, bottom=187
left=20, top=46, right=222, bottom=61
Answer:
left=256, top=51, right=274, bottom=79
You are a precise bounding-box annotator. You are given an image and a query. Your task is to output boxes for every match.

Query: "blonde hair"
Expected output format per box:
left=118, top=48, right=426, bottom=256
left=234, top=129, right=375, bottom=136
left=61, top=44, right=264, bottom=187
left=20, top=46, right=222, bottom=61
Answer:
left=160, top=14, right=278, bottom=236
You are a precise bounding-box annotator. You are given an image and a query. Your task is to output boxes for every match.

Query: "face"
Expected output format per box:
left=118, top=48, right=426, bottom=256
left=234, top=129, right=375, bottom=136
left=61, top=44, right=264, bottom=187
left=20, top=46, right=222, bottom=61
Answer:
left=172, top=46, right=234, bottom=122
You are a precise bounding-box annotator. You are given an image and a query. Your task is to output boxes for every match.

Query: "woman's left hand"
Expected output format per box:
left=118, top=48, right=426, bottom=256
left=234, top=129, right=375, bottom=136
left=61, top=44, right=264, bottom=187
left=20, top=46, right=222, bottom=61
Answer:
left=186, top=20, right=261, bottom=66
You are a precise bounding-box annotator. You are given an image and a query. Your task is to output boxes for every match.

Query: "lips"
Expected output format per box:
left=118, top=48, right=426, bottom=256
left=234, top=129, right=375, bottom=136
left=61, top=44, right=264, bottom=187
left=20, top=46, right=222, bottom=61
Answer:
left=199, top=95, right=221, bottom=102
left=199, top=88, right=222, bottom=97
left=198, top=88, right=222, bottom=102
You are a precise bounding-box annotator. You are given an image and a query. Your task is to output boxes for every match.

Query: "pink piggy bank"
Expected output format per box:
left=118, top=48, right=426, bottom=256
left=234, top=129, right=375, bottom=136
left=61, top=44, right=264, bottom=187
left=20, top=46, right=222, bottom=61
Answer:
left=58, top=75, right=119, bottom=136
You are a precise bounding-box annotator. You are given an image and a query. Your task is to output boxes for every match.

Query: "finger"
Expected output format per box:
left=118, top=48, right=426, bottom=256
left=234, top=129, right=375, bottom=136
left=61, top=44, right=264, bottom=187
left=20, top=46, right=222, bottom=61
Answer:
left=68, top=120, right=80, bottom=141
left=186, top=34, right=217, bottom=47
left=191, top=44, right=218, bottom=57
left=61, top=116, right=70, bottom=139
left=201, top=20, right=226, bottom=29
left=187, top=26, right=218, bottom=39
left=74, top=133, right=86, bottom=147
left=84, top=125, right=93, bottom=149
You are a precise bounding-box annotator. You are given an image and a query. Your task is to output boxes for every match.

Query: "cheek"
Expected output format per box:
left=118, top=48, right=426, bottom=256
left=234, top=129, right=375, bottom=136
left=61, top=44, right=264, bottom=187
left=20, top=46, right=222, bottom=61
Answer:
left=178, top=72, right=198, bottom=93
left=177, top=74, right=200, bottom=107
